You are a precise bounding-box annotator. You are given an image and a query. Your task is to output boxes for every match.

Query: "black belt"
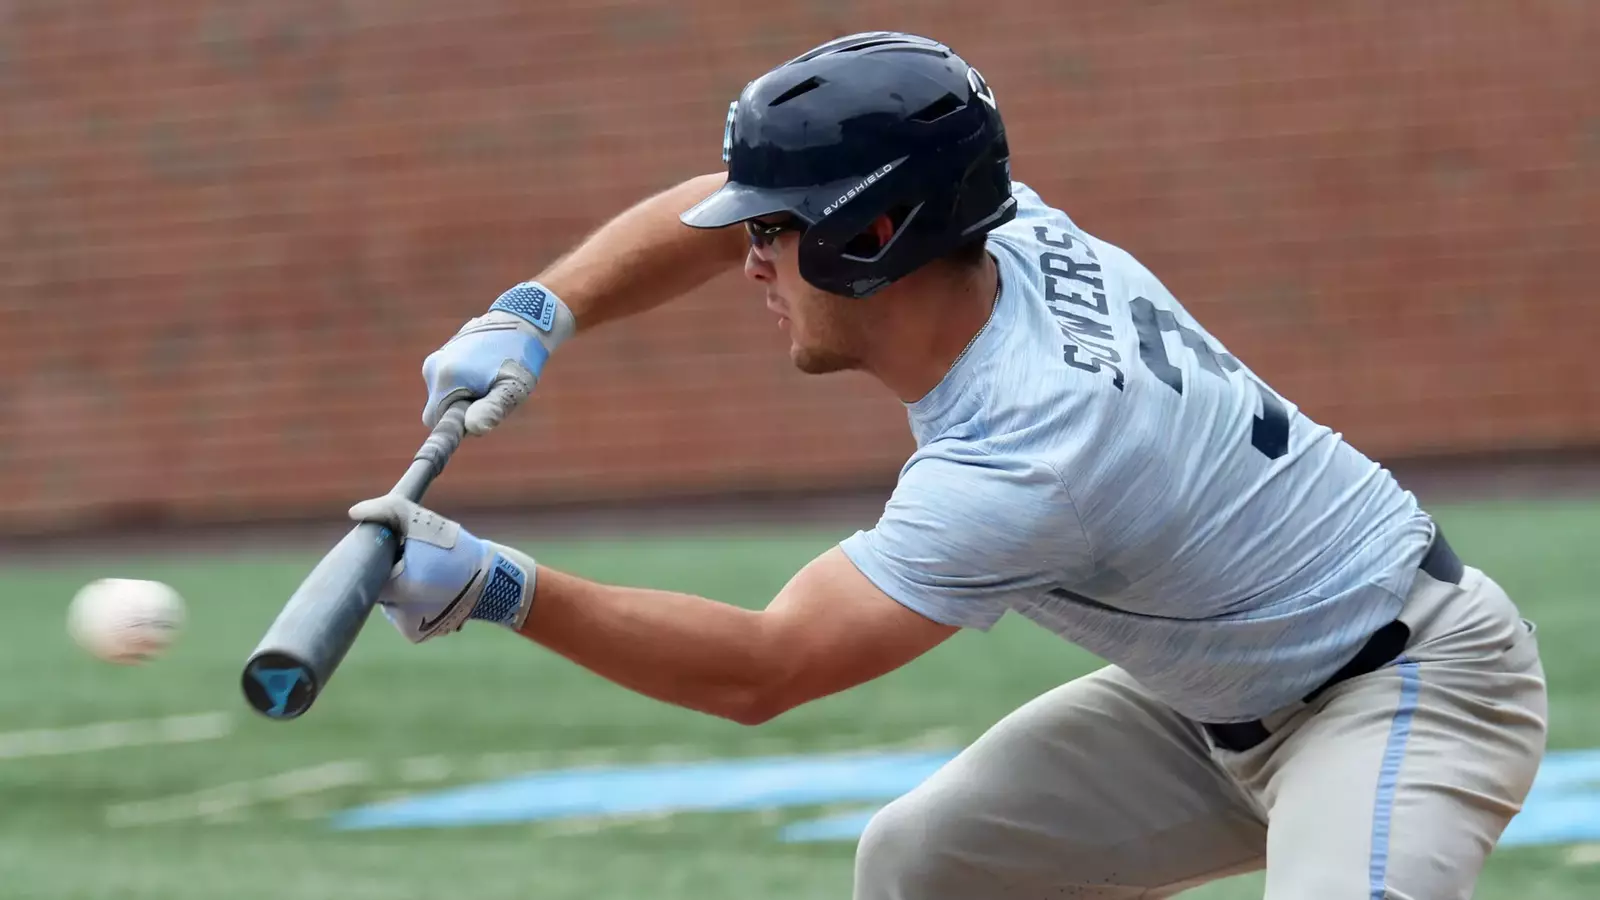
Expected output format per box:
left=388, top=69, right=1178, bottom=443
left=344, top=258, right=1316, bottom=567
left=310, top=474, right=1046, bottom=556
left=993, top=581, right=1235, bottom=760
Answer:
left=1202, top=528, right=1463, bottom=753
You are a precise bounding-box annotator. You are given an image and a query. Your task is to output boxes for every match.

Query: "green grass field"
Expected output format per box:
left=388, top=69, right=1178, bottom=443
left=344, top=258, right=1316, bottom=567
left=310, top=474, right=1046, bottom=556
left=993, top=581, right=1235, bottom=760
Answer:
left=2, top=498, right=1597, bottom=899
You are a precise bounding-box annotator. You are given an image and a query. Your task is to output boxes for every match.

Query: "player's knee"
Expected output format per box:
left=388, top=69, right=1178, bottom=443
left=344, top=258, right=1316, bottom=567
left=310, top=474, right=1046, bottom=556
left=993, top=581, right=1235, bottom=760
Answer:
left=855, top=797, right=930, bottom=898
left=854, top=791, right=966, bottom=900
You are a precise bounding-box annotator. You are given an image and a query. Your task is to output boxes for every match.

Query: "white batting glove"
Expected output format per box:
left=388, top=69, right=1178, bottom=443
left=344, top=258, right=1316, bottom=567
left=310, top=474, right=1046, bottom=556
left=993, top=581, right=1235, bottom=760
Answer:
left=421, top=281, right=577, bottom=435
left=347, top=495, right=537, bottom=643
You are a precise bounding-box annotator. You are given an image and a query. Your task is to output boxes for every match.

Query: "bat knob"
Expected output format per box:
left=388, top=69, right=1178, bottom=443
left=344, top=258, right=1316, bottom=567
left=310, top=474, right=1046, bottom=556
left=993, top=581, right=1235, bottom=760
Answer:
left=241, top=651, right=320, bottom=720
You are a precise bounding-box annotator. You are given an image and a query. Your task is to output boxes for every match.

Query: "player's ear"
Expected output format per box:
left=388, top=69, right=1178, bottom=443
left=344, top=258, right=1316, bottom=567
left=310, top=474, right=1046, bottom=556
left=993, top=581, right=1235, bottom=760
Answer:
left=867, top=214, right=896, bottom=246
left=843, top=214, right=900, bottom=259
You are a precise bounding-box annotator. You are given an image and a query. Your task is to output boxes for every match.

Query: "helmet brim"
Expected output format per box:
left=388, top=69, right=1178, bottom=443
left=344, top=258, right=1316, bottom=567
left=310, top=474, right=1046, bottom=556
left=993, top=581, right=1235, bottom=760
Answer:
left=679, top=181, right=810, bottom=229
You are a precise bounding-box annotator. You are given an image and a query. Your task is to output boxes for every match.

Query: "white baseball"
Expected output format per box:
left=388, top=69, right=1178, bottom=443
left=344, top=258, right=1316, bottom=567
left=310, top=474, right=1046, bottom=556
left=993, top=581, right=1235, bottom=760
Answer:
left=67, top=578, right=186, bottom=664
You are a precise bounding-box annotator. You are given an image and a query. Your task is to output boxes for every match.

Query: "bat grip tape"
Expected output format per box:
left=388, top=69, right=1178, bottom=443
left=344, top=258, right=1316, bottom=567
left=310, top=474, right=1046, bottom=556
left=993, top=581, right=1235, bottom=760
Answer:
left=398, top=400, right=470, bottom=501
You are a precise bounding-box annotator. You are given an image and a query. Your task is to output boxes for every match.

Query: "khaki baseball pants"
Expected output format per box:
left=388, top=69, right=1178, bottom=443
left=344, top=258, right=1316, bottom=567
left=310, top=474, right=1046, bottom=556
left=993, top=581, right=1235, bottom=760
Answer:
left=853, top=563, right=1548, bottom=899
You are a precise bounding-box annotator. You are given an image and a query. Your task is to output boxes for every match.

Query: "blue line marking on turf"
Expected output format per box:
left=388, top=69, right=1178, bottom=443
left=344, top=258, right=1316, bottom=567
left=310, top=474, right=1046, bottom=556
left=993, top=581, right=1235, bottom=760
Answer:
left=330, top=750, right=957, bottom=831
left=327, top=746, right=1600, bottom=847
left=779, top=808, right=883, bottom=843
left=1500, top=749, right=1600, bottom=847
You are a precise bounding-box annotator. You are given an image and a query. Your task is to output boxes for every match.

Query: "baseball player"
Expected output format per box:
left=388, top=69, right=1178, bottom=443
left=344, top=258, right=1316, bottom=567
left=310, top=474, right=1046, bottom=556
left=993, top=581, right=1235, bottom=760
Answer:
left=349, top=32, right=1548, bottom=899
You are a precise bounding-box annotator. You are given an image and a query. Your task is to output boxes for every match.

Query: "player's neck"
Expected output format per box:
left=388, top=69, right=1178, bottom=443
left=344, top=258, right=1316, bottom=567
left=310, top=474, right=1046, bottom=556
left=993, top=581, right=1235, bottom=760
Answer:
left=866, top=255, right=1000, bottom=404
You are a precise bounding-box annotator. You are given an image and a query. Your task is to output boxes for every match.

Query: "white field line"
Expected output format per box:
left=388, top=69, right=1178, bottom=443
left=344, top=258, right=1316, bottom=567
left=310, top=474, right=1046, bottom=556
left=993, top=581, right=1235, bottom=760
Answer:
left=1565, top=843, right=1600, bottom=866
left=0, top=712, right=231, bottom=761
left=397, top=755, right=454, bottom=783
left=105, top=760, right=374, bottom=828
left=286, top=795, right=337, bottom=820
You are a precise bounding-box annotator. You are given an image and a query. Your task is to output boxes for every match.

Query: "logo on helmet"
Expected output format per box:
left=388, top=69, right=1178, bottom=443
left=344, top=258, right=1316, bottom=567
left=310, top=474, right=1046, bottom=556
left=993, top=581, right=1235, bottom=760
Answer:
left=967, top=67, right=996, bottom=109
left=722, top=100, right=738, bottom=163
left=821, top=161, right=899, bottom=217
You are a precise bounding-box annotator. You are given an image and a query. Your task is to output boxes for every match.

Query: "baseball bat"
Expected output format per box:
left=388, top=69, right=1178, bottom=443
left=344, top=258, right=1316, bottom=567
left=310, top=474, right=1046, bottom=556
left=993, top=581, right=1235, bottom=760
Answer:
left=239, top=399, right=472, bottom=720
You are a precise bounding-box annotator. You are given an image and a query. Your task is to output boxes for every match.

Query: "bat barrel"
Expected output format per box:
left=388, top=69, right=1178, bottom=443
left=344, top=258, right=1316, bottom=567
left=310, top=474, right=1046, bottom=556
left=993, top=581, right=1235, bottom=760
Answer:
left=240, top=520, right=398, bottom=719
left=240, top=401, right=470, bottom=720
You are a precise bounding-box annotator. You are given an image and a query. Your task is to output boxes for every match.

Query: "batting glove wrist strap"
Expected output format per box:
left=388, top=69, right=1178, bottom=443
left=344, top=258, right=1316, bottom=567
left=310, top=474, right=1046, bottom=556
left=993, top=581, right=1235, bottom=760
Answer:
left=347, top=495, right=538, bottom=643
left=468, top=542, right=538, bottom=632
left=488, top=281, right=576, bottom=351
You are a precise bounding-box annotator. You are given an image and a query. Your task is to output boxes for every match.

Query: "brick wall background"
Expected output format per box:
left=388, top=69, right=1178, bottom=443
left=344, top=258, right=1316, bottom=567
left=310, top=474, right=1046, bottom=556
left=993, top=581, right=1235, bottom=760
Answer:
left=2, top=1, right=1596, bottom=534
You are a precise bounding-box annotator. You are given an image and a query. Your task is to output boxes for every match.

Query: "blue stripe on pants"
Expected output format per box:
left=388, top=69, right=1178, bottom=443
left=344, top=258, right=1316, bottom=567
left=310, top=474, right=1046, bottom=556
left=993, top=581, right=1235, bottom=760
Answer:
left=1369, top=659, right=1422, bottom=899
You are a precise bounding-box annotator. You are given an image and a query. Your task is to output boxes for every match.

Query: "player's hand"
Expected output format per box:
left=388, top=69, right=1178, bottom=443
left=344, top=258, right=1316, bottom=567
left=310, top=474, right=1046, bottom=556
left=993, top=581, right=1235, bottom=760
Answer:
left=422, top=281, right=576, bottom=435
left=347, top=494, right=537, bottom=643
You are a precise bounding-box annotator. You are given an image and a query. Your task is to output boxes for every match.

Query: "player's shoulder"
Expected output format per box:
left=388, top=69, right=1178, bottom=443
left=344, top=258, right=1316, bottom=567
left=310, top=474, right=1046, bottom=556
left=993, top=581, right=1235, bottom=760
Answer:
left=866, top=438, right=1087, bottom=576
left=894, top=438, right=1068, bottom=512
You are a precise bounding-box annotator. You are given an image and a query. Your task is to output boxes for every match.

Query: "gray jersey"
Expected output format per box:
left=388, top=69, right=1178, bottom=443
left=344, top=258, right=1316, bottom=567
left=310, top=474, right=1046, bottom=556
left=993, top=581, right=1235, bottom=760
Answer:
left=840, top=182, right=1434, bottom=723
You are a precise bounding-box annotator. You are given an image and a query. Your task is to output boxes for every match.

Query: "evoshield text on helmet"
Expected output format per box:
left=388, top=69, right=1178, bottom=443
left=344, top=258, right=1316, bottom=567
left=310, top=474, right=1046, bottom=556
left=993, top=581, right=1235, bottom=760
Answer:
left=681, top=32, right=1016, bottom=298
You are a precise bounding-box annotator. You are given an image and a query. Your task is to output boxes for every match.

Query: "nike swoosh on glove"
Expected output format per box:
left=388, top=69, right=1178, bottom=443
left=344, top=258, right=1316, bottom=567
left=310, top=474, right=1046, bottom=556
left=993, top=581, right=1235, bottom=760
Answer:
left=347, top=494, right=538, bottom=643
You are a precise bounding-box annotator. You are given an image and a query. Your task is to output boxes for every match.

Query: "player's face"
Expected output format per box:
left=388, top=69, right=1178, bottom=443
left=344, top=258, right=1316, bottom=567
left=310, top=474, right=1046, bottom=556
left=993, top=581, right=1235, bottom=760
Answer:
left=743, top=215, right=875, bottom=375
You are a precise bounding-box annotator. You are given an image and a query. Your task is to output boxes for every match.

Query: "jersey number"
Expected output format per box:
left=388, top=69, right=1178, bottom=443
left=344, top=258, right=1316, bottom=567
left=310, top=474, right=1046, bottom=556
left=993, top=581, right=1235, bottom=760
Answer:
left=1129, top=296, right=1289, bottom=460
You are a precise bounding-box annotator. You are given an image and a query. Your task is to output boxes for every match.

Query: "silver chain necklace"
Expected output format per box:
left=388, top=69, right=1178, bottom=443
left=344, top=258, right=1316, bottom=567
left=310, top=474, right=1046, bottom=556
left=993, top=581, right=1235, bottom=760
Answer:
left=950, top=270, right=1002, bottom=371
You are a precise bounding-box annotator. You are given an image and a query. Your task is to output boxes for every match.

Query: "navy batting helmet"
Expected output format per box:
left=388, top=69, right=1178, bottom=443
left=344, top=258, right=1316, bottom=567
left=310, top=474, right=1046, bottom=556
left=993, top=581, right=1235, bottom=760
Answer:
left=680, top=32, right=1016, bottom=298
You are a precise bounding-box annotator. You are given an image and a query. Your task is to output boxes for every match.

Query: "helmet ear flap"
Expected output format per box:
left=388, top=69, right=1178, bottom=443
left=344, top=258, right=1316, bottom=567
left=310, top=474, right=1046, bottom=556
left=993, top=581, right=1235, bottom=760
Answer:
left=839, top=224, right=884, bottom=261
left=949, top=138, right=1015, bottom=240
left=839, top=204, right=921, bottom=262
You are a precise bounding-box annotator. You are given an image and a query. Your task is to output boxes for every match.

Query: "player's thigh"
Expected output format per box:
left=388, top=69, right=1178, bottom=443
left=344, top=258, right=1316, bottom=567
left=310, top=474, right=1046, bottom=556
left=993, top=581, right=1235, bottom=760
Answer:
left=854, top=666, right=1267, bottom=900
left=1252, top=572, right=1547, bottom=899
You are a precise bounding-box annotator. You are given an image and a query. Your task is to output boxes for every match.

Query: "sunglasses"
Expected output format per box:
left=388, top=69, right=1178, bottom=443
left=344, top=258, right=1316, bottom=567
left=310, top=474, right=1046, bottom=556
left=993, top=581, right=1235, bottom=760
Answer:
left=746, top=216, right=804, bottom=248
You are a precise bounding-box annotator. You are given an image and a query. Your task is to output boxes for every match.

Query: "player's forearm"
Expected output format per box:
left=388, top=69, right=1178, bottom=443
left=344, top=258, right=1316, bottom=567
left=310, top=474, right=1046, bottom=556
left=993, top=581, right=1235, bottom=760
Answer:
left=536, top=173, right=749, bottom=333
left=517, top=565, right=783, bottom=724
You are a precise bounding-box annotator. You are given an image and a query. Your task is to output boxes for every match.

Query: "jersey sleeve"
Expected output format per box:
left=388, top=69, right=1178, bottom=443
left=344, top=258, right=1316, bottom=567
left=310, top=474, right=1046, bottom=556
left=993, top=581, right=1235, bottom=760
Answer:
left=839, top=450, right=1087, bottom=630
